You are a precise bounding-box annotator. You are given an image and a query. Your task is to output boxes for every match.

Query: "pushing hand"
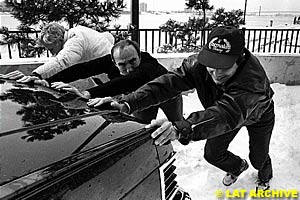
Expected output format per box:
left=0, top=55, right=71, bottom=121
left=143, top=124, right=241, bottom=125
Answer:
left=87, top=97, right=129, bottom=113
left=17, top=75, right=40, bottom=83
left=34, top=79, right=50, bottom=87
left=51, top=82, right=88, bottom=98
left=1, top=70, right=25, bottom=80
left=145, top=118, right=179, bottom=146
left=51, top=82, right=79, bottom=92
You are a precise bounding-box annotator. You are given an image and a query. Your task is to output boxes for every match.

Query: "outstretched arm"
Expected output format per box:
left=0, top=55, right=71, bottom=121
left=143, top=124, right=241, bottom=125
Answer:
left=123, top=71, right=193, bottom=113
left=46, top=54, right=119, bottom=83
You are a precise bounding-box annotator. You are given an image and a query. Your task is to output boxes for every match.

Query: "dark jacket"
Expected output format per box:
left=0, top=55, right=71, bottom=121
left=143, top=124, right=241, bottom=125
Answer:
left=47, top=52, right=168, bottom=98
left=46, top=54, right=120, bottom=85
left=122, top=49, right=274, bottom=144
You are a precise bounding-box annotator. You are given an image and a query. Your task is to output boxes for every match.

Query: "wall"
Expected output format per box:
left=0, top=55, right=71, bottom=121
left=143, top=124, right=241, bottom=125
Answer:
left=1, top=53, right=300, bottom=85
left=256, top=54, right=300, bottom=85
left=155, top=53, right=300, bottom=85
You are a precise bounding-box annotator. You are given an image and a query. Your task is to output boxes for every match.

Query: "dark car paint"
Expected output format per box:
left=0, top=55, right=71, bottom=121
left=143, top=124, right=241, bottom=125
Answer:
left=0, top=79, right=144, bottom=182
left=0, top=79, right=190, bottom=200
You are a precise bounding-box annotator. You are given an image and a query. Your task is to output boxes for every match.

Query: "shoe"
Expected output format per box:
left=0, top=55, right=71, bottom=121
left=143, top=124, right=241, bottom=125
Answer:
left=256, top=179, right=270, bottom=191
left=222, top=159, right=249, bottom=186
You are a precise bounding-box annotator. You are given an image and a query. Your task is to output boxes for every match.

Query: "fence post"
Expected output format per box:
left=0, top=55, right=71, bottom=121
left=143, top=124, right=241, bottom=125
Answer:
left=241, top=27, right=246, bottom=35
left=8, top=44, right=12, bottom=59
left=131, top=0, right=140, bottom=44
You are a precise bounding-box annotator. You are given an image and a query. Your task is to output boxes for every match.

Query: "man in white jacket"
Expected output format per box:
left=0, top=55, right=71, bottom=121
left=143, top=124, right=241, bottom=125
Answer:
left=3, top=23, right=119, bottom=89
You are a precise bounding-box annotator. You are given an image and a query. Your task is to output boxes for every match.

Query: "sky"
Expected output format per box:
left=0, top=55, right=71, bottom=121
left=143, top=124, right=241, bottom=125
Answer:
left=137, top=0, right=300, bottom=12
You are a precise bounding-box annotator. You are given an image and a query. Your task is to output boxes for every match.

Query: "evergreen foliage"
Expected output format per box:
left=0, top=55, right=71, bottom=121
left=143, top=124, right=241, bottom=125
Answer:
left=185, top=0, right=214, bottom=28
left=158, top=4, right=244, bottom=53
left=5, top=0, right=126, bottom=30
left=211, top=8, right=244, bottom=27
left=1, top=0, right=129, bottom=58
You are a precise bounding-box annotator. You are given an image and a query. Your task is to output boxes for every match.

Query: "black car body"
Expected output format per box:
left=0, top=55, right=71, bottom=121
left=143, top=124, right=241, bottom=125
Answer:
left=0, top=78, right=190, bottom=200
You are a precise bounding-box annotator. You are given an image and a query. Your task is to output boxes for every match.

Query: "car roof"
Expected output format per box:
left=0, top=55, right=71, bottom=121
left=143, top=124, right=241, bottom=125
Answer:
left=0, top=79, right=145, bottom=185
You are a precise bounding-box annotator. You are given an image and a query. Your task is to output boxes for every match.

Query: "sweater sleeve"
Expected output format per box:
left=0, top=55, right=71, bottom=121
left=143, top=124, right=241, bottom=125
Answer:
left=87, top=61, right=165, bottom=98
left=46, top=55, right=120, bottom=83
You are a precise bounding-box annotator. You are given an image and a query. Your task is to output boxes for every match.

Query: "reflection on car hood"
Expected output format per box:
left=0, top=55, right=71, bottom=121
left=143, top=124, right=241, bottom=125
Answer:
left=0, top=79, right=145, bottom=185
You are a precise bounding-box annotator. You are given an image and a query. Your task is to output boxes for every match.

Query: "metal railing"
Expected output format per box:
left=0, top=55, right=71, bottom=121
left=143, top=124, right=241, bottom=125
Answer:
left=244, top=28, right=300, bottom=53
left=1, top=27, right=300, bottom=59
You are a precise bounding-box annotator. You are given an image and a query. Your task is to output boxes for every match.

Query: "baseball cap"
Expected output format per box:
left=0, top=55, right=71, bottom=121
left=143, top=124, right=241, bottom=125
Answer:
left=198, top=26, right=245, bottom=69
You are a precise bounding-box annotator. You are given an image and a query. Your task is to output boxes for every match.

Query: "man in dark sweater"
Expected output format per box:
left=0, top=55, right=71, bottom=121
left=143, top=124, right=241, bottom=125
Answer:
left=47, top=39, right=183, bottom=123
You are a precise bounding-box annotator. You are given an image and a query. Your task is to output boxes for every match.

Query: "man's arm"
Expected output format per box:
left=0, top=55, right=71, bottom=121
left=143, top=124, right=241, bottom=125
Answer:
left=185, top=90, right=273, bottom=140
left=46, top=55, right=119, bottom=83
left=52, top=57, right=167, bottom=98
left=86, top=62, right=169, bottom=98
left=122, top=62, right=195, bottom=113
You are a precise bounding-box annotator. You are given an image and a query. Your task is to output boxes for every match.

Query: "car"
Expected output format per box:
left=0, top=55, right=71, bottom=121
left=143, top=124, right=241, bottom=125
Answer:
left=0, top=78, right=191, bottom=200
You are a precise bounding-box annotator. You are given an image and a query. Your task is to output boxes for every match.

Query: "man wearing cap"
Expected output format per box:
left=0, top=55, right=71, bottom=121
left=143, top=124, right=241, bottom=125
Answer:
left=92, top=26, right=275, bottom=190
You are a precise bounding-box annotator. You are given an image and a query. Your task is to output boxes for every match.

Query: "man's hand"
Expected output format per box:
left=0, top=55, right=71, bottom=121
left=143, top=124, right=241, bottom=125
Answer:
left=51, top=82, right=88, bottom=98
left=51, top=82, right=78, bottom=92
left=0, top=71, right=50, bottom=87
left=145, top=118, right=180, bottom=146
left=1, top=70, right=25, bottom=80
left=17, top=75, right=40, bottom=83
left=87, top=97, right=129, bottom=113
left=34, top=79, right=50, bottom=87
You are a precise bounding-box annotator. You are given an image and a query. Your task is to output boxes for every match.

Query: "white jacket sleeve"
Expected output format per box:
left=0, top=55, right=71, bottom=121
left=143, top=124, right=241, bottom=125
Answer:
left=102, top=32, right=115, bottom=45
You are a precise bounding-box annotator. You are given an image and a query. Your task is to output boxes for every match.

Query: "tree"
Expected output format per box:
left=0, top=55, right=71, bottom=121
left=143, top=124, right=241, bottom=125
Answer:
left=5, top=0, right=126, bottom=30
left=211, top=8, right=244, bottom=28
left=158, top=7, right=245, bottom=53
left=0, top=25, right=45, bottom=58
left=185, top=0, right=214, bottom=28
left=1, top=0, right=130, bottom=58
left=158, top=17, right=202, bottom=53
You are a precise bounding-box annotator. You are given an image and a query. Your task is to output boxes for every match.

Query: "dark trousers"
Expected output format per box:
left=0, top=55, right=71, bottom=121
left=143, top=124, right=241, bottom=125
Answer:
left=204, top=102, right=275, bottom=181
left=133, top=94, right=183, bottom=123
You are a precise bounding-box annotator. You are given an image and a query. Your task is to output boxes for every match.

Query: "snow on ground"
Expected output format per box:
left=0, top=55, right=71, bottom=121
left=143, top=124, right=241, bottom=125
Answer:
left=158, top=83, right=300, bottom=200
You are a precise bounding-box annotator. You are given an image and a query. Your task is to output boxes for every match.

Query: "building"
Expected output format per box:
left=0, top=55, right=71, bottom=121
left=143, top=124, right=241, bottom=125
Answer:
left=140, top=2, right=147, bottom=12
left=184, top=7, right=193, bottom=13
left=0, top=1, right=13, bottom=12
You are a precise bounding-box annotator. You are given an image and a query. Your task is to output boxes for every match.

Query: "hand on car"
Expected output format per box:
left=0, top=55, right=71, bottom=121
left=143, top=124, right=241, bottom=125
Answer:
left=145, top=118, right=179, bottom=146
left=34, top=79, right=50, bottom=87
left=87, top=97, right=129, bottom=113
left=51, top=82, right=93, bottom=99
left=17, top=75, right=40, bottom=83
left=1, top=70, right=25, bottom=80
left=0, top=71, right=50, bottom=87
left=51, top=81, right=81, bottom=94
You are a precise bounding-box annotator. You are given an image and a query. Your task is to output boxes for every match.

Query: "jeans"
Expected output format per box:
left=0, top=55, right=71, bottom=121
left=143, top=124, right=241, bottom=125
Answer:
left=204, top=101, right=275, bottom=181
left=133, top=94, right=183, bottom=123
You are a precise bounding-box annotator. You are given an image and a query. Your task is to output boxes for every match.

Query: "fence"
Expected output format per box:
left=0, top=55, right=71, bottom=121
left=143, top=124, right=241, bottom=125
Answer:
left=1, top=27, right=300, bottom=59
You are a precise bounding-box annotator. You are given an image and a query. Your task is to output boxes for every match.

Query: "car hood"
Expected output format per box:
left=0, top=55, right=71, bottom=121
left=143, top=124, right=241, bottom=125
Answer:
left=0, top=79, right=145, bottom=185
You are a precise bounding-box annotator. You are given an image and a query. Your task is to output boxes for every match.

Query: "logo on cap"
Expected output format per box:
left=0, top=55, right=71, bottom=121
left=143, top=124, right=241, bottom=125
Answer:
left=208, top=37, right=231, bottom=53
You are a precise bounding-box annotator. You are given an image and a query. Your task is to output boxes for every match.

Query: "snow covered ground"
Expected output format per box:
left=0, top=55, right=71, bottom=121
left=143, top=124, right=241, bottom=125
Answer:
left=159, top=83, right=300, bottom=200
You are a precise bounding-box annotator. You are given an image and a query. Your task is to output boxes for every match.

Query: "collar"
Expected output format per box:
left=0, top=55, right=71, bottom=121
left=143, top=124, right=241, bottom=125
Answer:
left=63, top=30, right=68, bottom=44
